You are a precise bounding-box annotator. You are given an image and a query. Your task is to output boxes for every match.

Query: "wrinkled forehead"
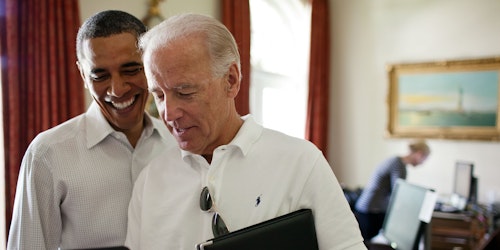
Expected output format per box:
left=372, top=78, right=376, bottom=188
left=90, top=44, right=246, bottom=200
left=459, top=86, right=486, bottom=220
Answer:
left=144, top=45, right=214, bottom=93
left=144, top=36, right=210, bottom=72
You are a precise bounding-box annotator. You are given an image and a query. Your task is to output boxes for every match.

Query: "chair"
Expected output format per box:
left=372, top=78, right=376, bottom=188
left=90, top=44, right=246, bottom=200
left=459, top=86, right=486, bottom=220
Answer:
left=476, top=228, right=500, bottom=250
left=343, top=186, right=362, bottom=211
left=365, top=242, right=396, bottom=250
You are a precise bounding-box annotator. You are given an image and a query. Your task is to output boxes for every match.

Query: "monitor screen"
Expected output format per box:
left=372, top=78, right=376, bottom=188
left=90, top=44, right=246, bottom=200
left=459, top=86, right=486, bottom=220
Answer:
left=453, top=161, right=474, bottom=200
left=382, top=179, right=431, bottom=250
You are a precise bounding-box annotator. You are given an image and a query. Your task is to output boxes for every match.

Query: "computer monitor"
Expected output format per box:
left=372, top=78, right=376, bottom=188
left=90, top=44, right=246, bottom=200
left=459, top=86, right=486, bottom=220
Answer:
left=453, top=161, right=474, bottom=200
left=381, top=179, right=435, bottom=250
left=451, top=161, right=476, bottom=209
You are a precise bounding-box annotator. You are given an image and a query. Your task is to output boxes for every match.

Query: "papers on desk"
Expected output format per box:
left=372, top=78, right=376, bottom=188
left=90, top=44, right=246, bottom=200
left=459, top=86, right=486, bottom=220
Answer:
left=419, top=190, right=438, bottom=223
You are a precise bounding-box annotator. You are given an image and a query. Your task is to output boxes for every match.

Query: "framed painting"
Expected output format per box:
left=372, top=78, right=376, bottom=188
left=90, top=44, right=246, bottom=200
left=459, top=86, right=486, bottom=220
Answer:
left=386, top=57, right=500, bottom=141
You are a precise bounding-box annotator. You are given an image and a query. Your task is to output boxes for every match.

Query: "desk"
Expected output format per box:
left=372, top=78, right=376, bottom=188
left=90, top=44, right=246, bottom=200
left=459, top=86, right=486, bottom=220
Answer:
left=430, top=211, right=486, bottom=250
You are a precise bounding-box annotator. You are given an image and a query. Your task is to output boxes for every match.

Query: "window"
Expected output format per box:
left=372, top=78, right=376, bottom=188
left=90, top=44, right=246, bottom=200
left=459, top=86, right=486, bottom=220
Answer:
left=249, top=0, right=311, bottom=139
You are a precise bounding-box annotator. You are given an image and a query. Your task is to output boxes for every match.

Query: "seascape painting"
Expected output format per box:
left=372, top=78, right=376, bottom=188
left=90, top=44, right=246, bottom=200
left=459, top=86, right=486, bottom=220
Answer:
left=386, top=57, right=500, bottom=140
left=398, top=70, right=498, bottom=127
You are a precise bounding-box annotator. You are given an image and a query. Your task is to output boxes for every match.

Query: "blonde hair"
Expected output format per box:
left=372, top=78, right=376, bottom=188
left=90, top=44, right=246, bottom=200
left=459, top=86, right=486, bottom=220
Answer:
left=409, top=139, right=430, bottom=155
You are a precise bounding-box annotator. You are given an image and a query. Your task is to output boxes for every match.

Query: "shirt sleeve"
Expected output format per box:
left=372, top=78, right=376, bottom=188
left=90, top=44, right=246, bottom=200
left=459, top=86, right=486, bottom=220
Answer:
left=389, top=158, right=405, bottom=191
left=299, top=152, right=367, bottom=250
left=7, top=144, right=62, bottom=250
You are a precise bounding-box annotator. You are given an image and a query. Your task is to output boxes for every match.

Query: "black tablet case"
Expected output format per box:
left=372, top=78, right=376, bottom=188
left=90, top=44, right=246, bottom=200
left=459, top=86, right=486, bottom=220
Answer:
left=196, top=208, right=319, bottom=250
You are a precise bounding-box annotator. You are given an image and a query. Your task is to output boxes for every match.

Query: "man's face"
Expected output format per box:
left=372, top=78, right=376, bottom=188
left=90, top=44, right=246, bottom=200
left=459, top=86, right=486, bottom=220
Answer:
left=77, top=33, right=148, bottom=133
left=145, top=35, right=240, bottom=155
left=411, top=151, right=429, bottom=166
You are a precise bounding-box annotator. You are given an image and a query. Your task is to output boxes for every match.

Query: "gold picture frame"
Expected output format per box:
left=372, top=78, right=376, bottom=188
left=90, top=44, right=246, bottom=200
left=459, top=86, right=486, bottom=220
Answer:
left=386, top=57, right=500, bottom=141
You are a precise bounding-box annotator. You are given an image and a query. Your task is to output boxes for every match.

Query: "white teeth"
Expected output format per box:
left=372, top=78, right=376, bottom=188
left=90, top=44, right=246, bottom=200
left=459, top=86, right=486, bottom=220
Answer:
left=111, top=96, right=136, bottom=110
left=173, top=126, right=186, bottom=133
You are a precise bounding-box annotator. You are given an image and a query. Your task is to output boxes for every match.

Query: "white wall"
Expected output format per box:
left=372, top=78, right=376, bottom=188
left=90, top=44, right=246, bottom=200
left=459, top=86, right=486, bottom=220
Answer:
left=79, top=0, right=220, bottom=21
left=329, top=0, right=500, bottom=205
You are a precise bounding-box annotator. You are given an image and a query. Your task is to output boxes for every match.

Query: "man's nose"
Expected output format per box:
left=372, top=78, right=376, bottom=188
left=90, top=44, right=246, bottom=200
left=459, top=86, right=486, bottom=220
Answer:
left=107, top=76, right=131, bottom=97
left=163, top=95, right=183, bottom=123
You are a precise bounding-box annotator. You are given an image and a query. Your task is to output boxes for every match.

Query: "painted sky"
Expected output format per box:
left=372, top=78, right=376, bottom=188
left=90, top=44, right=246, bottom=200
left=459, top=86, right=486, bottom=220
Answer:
left=398, top=70, right=499, bottom=112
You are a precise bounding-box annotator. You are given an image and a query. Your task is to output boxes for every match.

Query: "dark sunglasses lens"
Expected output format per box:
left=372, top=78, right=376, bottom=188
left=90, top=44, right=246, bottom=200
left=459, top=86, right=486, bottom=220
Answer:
left=212, top=213, right=230, bottom=237
left=200, top=187, right=212, bottom=211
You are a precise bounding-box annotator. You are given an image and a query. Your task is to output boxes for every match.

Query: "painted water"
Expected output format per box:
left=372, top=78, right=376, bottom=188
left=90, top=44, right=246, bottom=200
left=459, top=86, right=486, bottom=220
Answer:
left=399, top=110, right=496, bottom=127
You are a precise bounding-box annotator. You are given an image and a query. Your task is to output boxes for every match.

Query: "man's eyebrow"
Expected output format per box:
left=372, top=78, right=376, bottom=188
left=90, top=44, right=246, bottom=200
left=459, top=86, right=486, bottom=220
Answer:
left=174, top=84, right=197, bottom=90
left=122, top=62, right=143, bottom=68
left=149, top=86, right=161, bottom=93
left=90, top=68, right=106, bottom=74
left=149, top=84, right=198, bottom=93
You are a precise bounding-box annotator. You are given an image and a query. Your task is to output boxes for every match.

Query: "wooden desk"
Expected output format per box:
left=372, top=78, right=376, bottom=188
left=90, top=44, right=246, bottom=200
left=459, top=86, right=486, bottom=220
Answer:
left=430, top=211, right=486, bottom=250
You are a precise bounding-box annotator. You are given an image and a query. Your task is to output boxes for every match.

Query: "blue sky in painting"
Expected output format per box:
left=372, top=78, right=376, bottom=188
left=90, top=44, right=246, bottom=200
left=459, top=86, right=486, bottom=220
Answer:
left=398, top=70, right=498, bottom=112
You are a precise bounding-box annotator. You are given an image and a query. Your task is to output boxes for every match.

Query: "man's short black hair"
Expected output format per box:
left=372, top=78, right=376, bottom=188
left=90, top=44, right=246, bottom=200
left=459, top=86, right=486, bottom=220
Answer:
left=76, top=10, right=146, bottom=61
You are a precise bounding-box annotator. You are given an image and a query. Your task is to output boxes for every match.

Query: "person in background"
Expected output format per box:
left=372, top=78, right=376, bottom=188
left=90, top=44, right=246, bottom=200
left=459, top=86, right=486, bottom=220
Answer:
left=7, top=10, right=174, bottom=249
left=125, top=13, right=366, bottom=250
left=354, top=139, right=431, bottom=241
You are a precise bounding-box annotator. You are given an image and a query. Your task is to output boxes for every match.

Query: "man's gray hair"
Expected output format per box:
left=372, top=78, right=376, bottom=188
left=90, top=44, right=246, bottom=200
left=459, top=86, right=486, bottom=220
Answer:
left=139, top=13, right=241, bottom=78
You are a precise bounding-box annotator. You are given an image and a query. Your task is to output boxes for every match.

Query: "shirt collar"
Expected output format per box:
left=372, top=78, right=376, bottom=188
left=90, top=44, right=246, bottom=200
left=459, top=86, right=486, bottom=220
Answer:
left=85, top=101, right=169, bottom=149
left=85, top=102, right=115, bottom=149
left=228, top=115, right=262, bottom=156
left=180, top=115, right=263, bottom=159
left=147, top=112, right=172, bottom=141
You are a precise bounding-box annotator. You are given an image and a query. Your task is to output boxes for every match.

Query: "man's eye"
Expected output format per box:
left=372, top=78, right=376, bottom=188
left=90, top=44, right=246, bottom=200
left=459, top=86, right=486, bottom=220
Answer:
left=123, top=67, right=144, bottom=75
left=178, top=91, right=194, bottom=98
left=91, top=74, right=109, bottom=82
left=152, top=92, right=164, bottom=101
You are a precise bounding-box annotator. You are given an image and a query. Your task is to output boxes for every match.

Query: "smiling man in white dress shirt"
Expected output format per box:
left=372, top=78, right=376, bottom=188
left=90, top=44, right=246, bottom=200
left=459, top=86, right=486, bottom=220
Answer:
left=7, top=10, right=174, bottom=250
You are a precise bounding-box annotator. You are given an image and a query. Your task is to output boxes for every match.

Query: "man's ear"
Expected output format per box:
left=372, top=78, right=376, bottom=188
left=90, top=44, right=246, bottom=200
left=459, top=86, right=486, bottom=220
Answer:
left=226, top=63, right=241, bottom=98
left=76, top=61, right=88, bottom=89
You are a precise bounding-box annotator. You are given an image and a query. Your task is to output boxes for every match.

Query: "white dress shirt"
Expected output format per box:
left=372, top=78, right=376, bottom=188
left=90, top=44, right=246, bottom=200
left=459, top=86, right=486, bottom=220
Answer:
left=126, top=115, right=366, bottom=250
left=7, top=102, right=174, bottom=250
